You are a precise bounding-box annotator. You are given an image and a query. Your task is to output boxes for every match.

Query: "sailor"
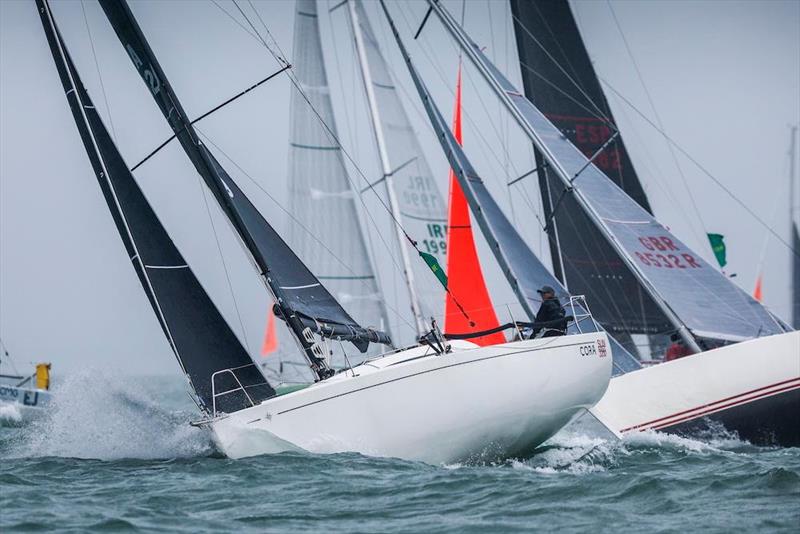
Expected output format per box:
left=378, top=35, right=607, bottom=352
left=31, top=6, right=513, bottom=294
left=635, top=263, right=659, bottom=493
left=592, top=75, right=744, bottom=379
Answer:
left=533, top=285, right=567, bottom=337
left=665, top=333, right=692, bottom=361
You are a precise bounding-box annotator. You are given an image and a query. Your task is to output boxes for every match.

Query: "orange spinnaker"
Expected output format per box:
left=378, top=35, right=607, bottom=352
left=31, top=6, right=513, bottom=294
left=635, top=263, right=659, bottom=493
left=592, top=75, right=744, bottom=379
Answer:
left=753, top=274, right=763, bottom=302
left=261, top=307, right=278, bottom=356
left=444, top=64, right=505, bottom=346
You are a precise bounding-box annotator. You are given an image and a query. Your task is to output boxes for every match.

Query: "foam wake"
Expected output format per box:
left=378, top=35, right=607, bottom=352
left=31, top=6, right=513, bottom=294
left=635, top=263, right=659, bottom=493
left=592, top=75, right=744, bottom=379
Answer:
left=5, top=370, right=214, bottom=460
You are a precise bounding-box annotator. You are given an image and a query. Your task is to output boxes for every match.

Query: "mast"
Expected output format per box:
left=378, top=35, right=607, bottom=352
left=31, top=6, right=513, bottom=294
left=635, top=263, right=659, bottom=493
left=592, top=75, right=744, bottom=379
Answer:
left=347, top=0, right=426, bottom=336
left=427, top=0, right=702, bottom=353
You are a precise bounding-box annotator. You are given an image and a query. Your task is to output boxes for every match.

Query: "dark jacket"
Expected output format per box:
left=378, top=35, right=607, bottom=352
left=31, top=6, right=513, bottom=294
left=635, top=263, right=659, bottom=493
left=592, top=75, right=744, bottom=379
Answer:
left=533, top=297, right=567, bottom=337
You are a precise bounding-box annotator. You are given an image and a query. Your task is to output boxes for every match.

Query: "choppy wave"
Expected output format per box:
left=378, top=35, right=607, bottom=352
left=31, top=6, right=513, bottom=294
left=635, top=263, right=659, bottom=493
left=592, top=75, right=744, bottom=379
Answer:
left=2, top=370, right=213, bottom=460
left=0, top=375, right=798, bottom=532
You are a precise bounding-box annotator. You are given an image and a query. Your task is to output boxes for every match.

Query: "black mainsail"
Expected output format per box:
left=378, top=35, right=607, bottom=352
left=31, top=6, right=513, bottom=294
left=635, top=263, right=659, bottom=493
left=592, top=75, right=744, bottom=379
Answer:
left=509, top=0, right=671, bottom=340
left=97, top=0, right=390, bottom=380
left=35, top=0, right=274, bottom=413
left=379, top=1, right=641, bottom=375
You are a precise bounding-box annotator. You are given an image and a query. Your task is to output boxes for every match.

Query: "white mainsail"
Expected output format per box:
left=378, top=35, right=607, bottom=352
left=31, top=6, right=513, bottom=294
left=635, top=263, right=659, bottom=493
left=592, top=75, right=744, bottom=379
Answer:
left=287, top=0, right=391, bottom=362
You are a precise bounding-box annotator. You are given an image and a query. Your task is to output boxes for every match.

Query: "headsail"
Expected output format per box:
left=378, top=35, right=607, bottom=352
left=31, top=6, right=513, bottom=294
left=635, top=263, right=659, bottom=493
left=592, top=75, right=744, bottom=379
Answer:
left=288, top=0, right=390, bottom=356
left=98, top=0, right=390, bottom=381
left=347, top=0, right=448, bottom=337
left=429, top=0, right=788, bottom=346
left=509, top=0, right=671, bottom=339
left=36, top=0, right=274, bottom=413
left=379, top=0, right=640, bottom=375
left=444, top=64, right=504, bottom=346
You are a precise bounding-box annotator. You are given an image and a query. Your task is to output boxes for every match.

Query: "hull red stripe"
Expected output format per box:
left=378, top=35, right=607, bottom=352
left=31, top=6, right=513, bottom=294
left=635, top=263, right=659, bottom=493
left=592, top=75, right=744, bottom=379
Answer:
left=621, top=377, right=800, bottom=432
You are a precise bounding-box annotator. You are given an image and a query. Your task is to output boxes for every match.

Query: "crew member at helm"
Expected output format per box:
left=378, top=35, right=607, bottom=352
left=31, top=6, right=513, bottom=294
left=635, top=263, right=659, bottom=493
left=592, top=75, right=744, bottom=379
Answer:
left=533, top=285, right=567, bottom=337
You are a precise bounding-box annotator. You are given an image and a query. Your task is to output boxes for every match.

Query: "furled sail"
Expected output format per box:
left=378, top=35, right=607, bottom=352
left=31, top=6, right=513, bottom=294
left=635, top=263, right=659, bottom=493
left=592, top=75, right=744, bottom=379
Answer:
left=288, top=0, right=390, bottom=355
left=429, top=0, right=789, bottom=345
left=444, top=64, right=504, bottom=346
left=380, top=1, right=641, bottom=375
left=36, top=0, right=274, bottom=413
left=347, top=0, right=448, bottom=335
left=509, top=0, right=671, bottom=339
left=98, top=0, right=390, bottom=380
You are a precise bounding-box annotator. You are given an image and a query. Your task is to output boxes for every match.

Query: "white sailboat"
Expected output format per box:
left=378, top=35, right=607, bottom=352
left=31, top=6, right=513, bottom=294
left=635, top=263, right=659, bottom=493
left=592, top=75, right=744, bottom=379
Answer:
left=37, top=0, right=613, bottom=464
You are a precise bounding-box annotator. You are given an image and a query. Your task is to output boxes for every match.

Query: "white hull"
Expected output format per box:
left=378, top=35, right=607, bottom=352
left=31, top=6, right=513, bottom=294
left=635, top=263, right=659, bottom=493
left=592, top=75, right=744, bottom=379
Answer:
left=592, top=331, right=800, bottom=444
left=209, top=333, right=612, bottom=464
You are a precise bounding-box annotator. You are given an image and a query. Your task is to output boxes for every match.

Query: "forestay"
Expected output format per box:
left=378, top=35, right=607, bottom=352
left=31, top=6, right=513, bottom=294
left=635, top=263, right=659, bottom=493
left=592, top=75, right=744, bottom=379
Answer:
left=36, top=0, right=274, bottom=413
left=348, top=0, right=448, bottom=327
left=429, top=1, right=788, bottom=343
left=509, top=0, right=671, bottom=338
left=98, top=0, right=391, bottom=369
left=380, top=1, right=640, bottom=375
left=288, top=0, right=390, bottom=355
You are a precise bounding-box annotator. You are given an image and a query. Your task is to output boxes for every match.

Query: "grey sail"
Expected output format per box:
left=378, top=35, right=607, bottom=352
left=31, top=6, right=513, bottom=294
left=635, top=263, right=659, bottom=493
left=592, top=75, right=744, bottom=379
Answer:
left=509, top=0, right=672, bottom=341
left=429, top=0, right=789, bottom=345
left=98, top=0, right=390, bottom=381
left=35, top=0, right=274, bottom=413
left=288, top=0, right=390, bottom=358
left=348, top=0, right=448, bottom=336
left=379, top=1, right=640, bottom=375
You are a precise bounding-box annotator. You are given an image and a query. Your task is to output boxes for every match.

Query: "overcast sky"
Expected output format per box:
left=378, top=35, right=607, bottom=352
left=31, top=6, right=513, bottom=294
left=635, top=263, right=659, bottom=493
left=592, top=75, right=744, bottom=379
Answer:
left=1, top=0, right=798, bottom=377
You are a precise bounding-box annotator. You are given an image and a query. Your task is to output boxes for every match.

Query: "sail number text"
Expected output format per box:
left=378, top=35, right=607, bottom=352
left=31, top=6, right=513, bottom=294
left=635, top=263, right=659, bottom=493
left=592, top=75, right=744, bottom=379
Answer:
left=634, top=236, right=701, bottom=269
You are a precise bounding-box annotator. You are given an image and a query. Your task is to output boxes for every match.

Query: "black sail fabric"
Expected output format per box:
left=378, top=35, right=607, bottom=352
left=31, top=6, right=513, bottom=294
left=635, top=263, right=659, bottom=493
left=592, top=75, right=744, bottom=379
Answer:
left=35, top=0, right=274, bottom=414
left=509, top=0, right=671, bottom=337
left=380, top=1, right=640, bottom=375
left=97, top=0, right=390, bottom=353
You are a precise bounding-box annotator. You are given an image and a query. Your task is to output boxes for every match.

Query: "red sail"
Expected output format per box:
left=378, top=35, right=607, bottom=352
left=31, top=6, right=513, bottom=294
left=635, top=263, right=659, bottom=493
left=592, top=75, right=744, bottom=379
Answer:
left=444, top=65, right=505, bottom=345
left=261, top=307, right=278, bottom=356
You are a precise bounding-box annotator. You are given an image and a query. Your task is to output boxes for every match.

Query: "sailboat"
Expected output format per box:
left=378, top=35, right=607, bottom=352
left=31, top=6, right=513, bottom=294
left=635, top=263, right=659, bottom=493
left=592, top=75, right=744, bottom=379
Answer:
left=0, top=343, right=52, bottom=423
left=36, top=0, right=612, bottom=464
left=424, top=0, right=799, bottom=445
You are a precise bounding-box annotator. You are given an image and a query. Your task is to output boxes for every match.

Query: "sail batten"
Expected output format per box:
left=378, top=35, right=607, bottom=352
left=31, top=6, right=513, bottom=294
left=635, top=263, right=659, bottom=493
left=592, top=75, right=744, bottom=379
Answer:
left=98, top=0, right=390, bottom=377
left=429, top=0, right=788, bottom=345
left=36, top=0, right=274, bottom=413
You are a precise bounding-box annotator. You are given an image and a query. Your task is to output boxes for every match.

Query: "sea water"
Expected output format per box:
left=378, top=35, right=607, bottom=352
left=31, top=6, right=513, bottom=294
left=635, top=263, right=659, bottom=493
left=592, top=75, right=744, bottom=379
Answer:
left=1, top=372, right=798, bottom=532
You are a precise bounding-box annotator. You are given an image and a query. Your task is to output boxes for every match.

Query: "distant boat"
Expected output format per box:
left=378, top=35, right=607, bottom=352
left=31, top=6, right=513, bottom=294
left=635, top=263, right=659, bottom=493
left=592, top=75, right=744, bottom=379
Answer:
left=0, top=344, right=52, bottom=424
left=35, top=0, right=612, bottom=464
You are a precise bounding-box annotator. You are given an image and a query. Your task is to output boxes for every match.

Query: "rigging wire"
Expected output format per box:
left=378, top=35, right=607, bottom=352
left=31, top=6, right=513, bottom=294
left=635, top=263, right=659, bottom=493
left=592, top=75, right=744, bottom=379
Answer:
left=599, top=78, right=800, bottom=259
left=196, top=175, right=253, bottom=354
left=605, top=0, right=709, bottom=239
left=80, top=0, right=117, bottom=141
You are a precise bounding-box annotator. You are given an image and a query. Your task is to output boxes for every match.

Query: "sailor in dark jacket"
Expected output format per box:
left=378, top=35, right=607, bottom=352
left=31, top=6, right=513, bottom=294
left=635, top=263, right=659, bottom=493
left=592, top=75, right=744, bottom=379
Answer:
left=533, top=285, right=567, bottom=337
